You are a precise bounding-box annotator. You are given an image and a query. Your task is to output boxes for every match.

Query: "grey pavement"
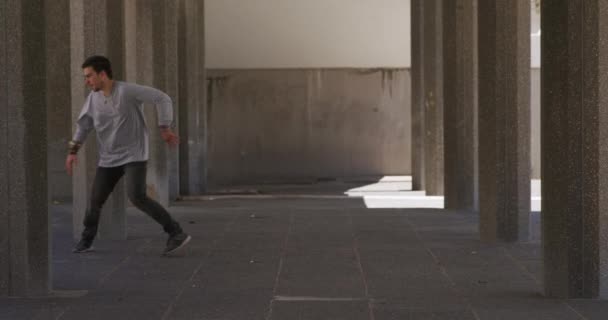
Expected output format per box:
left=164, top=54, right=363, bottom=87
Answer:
left=193, top=178, right=542, bottom=210
left=1, top=197, right=607, bottom=320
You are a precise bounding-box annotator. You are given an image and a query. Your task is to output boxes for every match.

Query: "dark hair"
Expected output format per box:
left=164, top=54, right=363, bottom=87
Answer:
left=81, top=55, right=113, bottom=79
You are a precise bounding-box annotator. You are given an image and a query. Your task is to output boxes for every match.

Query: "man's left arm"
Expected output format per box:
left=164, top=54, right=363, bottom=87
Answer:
left=132, top=84, right=180, bottom=147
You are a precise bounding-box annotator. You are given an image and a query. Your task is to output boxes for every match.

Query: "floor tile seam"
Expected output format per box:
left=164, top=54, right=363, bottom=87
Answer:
left=53, top=309, right=67, bottom=320
left=103, top=236, right=164, bottom=264
left=98, top=256, right=135, bottom=286
left=349, top=214, right=371, bottom=297
left=265, top=211, right=295, bottom=320
left=54, top=238, right=153, bottom=320
left=470, top=299, right=590, bottom=320
left=27, top=302, right=69, bottom=320
left=403, top=215, right=481, bottom=320
left=160, top=213, right=240, bottom=320
left=563, top=301, right=590, bottom=320
left=501, top=247, right=541, bottom=286
left=270, top=212, right=295, bottom=294
left=272, top=296, right=368, bottom=301
left=349, top=213, right=377, bottom=320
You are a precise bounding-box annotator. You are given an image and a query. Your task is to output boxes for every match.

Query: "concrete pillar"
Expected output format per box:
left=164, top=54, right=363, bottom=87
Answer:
left=442, top=0, right=478, bottom=211
left=178, top=0, right=207, bottom=195
left=70, top=0, right=127, bottom=240
left=133, top=0, right=177, bottom=207
left=143, top=0, right=179, bottom=205
left=46, top=0, right=72, bottom=203
left=410, top=0, right=425, bottom=191
left=123, top=0, right=137, bottom=209
left=422, top=0, right=444, bottom=196
left=1, top=0, right=50, bottom=296
left=124, top=0, right=137, bottom=84
left=159, top=1, right=180, bottom=202
left=541, top=1, right=608, bottom=298
left=477, top=2, right=530, bottom=243
left=135, top=0, right=158, bottom=205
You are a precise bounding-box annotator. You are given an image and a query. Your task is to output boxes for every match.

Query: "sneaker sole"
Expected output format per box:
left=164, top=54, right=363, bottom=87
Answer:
left=163, top=235, right=192, bottom=256
left=72, top=247, right=94, bottom=253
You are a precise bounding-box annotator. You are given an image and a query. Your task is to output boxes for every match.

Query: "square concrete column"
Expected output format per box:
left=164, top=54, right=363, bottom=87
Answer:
left=442, top=0, right=478, bottom=211
left=178, top=0, right=207, bottom=195
left=159, top=1, right=180, bottom=202
left=410, top=0, right=425, bottom=191
left=70, top=0, right=127, bottom=240
left=132, top=0, right=179, bottom=207
left=422, top=0, right=444, bottom=196
left=135, top=0, right=161, bottom=206
left=1, top=0, right=50, bottom=296
left=541, top=1, right=608, bottom=299
left=477, top=2, right=530, bottom=243
left=152, top=0, right=179, bottom=204
left=124, top=0, right=136, bottom=83
left=46, top=0, right=73, bottom=203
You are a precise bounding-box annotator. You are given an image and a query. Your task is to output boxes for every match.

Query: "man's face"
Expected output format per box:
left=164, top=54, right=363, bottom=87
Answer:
left=83, top=67, right=105, bottom=92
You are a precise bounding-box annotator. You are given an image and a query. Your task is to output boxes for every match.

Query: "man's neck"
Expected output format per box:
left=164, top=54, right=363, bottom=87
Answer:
left=102, top=80, right=114, bottom=97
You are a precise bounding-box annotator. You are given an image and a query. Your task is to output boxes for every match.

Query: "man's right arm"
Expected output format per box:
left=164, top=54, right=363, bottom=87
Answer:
left=71, top=115, right=93, bottom=147
left=72, top=95, right=94, bottom=145
left=66, top=97, right=94, bottom=175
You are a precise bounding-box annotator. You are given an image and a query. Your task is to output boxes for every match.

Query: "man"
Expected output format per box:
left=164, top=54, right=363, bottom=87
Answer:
left=66, top=55, right=191, bottom=256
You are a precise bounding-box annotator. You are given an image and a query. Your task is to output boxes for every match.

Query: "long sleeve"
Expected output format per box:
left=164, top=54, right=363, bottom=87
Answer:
left=130, top=83, right=174, bottom=127
left=72, top=95, right=94, bottom=143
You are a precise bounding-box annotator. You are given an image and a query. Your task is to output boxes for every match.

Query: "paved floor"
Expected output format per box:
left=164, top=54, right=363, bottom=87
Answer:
left=193, top=177, right=542, bottom=210
left=2, top=197, right=608, bottom=320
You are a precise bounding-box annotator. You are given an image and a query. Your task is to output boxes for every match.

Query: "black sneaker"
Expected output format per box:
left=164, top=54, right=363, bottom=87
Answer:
left=163, top=233, right=191, bottom=256
left=72, top=239, right=94, bottom=253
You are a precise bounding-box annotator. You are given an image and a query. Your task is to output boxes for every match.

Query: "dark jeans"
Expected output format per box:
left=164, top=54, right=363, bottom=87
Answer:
left=81, top=161, right=182, bottom=242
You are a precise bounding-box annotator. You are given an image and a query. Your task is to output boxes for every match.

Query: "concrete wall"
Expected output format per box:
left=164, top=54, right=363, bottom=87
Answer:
left=206, top=67, right=541, bottom=186
left=206, top=68, right=411, bottom=186
left=205, top=1, right=410, bottom=187
left=205, top=0, right=410, bottom=68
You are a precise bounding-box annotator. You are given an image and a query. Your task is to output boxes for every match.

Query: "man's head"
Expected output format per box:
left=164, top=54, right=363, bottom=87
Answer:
left=82, top=55, right=113, bottom=92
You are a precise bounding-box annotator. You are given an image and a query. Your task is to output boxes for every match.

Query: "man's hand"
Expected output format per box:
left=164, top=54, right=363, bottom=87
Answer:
left=66, top=154, right=78, bottom=176
left=160, top=128, right=180, bottom=147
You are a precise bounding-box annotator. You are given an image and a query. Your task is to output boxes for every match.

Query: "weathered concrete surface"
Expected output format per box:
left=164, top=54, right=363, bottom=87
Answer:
left=155, top=0, right=180, bottom=202
left=46, top=0, right=72, bottom=202
left=442, top=0, right=478, bottom=211
left=151, top=0, right=179, bottom=204
left=478, top=1, right=530, bottom=243
left=178, top=0, right=207, bottom=195
left=206, top=69, right=411, bottom=187
left=541, top=0, right=608, bottom=299
left=135, top=0, right=160, bottom=204
left=411, top=0, right=425, bottom=191
left=133, top=0, right=179, bottom=207
left=0, top=0, right=50, bottom=297
left=1, top=0, right=8, bottom=296
left=422, top=0, right=444, bottom=196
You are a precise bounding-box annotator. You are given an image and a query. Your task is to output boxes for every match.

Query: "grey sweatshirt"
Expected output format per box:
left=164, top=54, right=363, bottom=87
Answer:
left=73, top=81, right=173, bottom=167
